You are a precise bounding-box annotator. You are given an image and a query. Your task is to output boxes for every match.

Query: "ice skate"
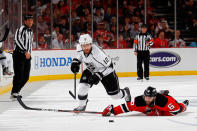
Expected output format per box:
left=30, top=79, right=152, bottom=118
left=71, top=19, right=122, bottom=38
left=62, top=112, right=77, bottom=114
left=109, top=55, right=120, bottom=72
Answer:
left=10, top=93, right=22, bottom=101
left=124, top=87, right=131, bottom=102
left=73, top=99, right=88, bottom=111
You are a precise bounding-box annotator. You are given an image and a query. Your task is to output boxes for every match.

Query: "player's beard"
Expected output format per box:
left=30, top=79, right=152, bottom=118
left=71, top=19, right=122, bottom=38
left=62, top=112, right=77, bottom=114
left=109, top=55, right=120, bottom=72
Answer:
left=83, top=47, right=92, bottom=55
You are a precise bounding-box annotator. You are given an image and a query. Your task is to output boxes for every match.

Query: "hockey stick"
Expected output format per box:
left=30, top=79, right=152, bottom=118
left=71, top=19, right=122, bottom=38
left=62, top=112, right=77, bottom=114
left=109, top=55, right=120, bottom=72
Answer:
left=0, top=28, right=9, bottom=42
left=17, top=96, right=102, bottom=114
left=69, top=73, right=77, bottom=99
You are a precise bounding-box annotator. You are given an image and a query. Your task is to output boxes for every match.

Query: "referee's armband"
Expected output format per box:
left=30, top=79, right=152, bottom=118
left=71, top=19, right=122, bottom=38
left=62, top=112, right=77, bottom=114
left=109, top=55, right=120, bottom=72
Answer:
left=134, top=39, right=138, bottom=44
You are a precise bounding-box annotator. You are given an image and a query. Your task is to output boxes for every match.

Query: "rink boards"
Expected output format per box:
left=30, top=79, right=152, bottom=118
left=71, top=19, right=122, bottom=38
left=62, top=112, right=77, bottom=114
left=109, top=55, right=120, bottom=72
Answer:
left=0, top=48, right=197, bottom=94
left=29, top=48, right=197, bottom=81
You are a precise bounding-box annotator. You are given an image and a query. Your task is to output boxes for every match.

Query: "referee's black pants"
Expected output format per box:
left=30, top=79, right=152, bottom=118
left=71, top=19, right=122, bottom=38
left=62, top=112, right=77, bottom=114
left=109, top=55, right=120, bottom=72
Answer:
left=137, top=51, right=150, bottom=79
left=11, top=51, right=31, bottom=94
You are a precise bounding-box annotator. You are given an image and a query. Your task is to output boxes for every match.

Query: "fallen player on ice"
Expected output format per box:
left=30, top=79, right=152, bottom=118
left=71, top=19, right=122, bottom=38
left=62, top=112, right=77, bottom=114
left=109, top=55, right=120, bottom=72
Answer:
left=102, top=86, right=189, bottom=116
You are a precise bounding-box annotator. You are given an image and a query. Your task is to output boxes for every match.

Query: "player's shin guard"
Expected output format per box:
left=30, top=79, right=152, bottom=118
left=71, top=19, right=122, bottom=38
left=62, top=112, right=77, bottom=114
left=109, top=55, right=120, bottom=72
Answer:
left=110, top=89, right=125, bottom=99
left=74, top=95, right=88, bottom=111
left=74, top=83, right=90, bottom=111
left=110, top=88, right=131, bottom=102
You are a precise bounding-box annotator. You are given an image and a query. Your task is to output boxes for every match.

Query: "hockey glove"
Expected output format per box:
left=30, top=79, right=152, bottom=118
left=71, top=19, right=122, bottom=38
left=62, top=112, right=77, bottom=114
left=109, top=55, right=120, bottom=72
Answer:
left=102, top=105, right=114, bottom=116
left=88, top=73, right=103, bottom=85
left=71, top=58, right=81, bottom=74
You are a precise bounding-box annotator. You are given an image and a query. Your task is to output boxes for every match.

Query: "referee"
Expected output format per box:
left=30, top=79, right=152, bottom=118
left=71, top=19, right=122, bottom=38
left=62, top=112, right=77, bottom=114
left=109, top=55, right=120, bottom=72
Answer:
left=10, top=14, right=34, bottom=100
left=133, top=24, right=154, bottom=81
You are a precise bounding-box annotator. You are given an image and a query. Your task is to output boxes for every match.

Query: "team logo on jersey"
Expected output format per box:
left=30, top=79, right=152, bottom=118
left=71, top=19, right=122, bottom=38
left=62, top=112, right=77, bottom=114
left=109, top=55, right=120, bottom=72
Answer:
left=150, top=51, right=181, bottom=68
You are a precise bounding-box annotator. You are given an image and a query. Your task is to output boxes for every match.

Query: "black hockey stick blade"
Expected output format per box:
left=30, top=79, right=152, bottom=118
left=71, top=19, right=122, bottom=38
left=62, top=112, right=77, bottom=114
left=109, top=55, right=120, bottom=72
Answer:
left=69, top=90, right=76, bottom=99
left=0, top=28, right=9, bottom=42
left=17, top=96, right=102, bottom=114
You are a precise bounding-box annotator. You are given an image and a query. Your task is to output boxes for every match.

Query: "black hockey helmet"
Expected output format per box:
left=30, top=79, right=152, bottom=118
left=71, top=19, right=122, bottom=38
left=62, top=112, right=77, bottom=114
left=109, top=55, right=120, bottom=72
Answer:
left=24, top=14, right=33, bottom=20
left=141, top=24, right=148, bottom=28
left=144, top=86, right=157, bottom=97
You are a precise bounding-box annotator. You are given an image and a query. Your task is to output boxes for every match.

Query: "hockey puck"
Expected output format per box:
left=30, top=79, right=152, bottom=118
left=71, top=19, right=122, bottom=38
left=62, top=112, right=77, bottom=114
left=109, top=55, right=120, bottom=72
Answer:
left=109, top=120, right=114, bottom=122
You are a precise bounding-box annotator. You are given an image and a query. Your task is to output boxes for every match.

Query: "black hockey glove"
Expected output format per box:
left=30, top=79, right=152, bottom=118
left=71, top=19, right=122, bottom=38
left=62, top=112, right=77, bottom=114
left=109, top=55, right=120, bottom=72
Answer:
left=88, top=73, right=103, bottom=85
left=71, top=58, right=81, bottom=74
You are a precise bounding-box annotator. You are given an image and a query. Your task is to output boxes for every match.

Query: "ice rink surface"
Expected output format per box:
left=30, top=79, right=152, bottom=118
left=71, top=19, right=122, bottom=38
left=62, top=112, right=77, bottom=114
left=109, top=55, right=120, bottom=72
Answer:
left=0, top=75, right=197, bottom=131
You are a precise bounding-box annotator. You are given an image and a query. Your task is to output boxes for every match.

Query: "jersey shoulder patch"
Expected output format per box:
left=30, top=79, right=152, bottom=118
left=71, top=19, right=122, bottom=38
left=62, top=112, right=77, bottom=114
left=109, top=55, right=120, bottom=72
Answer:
left=134, top=95, right=146, bottom=107
left=155, top=94, right=168, bottom=107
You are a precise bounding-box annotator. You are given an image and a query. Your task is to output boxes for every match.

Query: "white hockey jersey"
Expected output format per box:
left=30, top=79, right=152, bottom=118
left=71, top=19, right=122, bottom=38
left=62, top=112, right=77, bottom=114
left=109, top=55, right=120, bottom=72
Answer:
left=76, top=44, right=114, bottom=77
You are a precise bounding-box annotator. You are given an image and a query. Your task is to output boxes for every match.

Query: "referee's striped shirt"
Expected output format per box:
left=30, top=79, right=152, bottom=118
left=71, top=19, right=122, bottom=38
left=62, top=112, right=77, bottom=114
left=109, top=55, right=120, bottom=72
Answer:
left=133, top=33, right=154, bottom=51
left=14, top=25, right=33, bottom=53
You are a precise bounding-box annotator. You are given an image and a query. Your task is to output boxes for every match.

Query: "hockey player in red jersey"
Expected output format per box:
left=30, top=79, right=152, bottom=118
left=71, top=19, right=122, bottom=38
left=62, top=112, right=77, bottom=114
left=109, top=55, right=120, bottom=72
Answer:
left=102, top=86, right=189, bottom=116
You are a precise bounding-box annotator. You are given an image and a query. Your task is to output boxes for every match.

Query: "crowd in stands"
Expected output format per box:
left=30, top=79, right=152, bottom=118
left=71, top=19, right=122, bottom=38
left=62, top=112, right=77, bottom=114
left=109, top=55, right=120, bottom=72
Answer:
left=26, top=0, right=197, bottom=49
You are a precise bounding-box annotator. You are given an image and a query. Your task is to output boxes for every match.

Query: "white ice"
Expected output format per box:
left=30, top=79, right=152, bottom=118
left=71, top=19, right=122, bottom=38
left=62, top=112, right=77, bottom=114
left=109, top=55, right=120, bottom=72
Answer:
left=0, top=76, right=197, bottom=131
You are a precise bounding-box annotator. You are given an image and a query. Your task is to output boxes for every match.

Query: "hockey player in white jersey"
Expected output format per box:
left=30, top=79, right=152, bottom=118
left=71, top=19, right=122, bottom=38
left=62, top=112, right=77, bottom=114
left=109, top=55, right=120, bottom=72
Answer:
left=71, top=34, right=131, bottom=111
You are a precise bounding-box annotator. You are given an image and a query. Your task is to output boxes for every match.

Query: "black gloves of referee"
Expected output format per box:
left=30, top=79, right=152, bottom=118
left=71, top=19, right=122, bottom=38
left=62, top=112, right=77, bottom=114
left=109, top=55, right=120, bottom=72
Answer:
left=88, top=73, right=103, bottom=85
left=71, top=58, right=81, bottom=74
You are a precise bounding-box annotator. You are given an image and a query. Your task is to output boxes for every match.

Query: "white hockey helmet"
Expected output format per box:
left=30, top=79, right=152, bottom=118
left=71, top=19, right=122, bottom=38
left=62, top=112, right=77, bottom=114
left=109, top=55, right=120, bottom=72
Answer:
left=79, top=34, right=92, bottom=45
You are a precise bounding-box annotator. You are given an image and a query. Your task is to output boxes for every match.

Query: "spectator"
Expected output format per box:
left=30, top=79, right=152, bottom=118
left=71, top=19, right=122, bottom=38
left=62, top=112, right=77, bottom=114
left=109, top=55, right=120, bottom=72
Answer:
left=42, top=7, right=51, bottom=25
left=53, top=8, right=61, bottom=25
left=52, top=26, right=60, bottom=39
left=58, top=0, right=67, bottom=15
left=75, top=1, right=84, bottom=17
left=110, top=25, right=117, bottom=43
left=114, top=34, right=127, bottom=48
left=183, top=0, right=197, bottom=29
left=124, top=4, right=134, bottom=17
left=83, top=7, right=91, bottom=18
left=84, top=23, right=92, bottom=34
left=32, top=33, right=37, bottom=49
left=94, top=7, right=104, bottom=24
left=102, top=0, right=116, bottom=15
left=104, top=7, right=113, bottom=24
left=44, top=29, right=51, bottom=47
left=121, top=24, right=131, bottom=44
left=51, top=33, right=64, bottom=49
left=38, top=35, right=48, bottom=49
left=130, top=23, right=140, bottom=39
left=131, top=16, right=143, bottom=28
left=59, top=18, right=69, bottom=35
left=149, top=24, right=156, bottom=38
left=37, top=15, right=48, bottom=33
left=124, top=17, right=132, bottom=30
left=155, top=20, right=173, bottom=35
left=72, top=17, right=82, bottom=36
left=94, top=1, right=105, bottom=17
left=94, top=22, right=110, bottom=44
left=64, top=34, right=77, bottom=49
left=83, top=14, right=94, bottom=32
left=169, top=30, right=186, bottom=47
left=31, top=1, right=47, bottom=16
left=110, top=16, right=117, bottom=27
left=148, top=16, right=159, bottom=26
left=154, top=31, right=168, bottom=48
left=97, top=35, right=109, bottom=49
left=191, top=17, right=197, bottom=33
left=52, top=0, right=61, bottom=4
